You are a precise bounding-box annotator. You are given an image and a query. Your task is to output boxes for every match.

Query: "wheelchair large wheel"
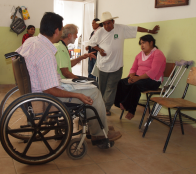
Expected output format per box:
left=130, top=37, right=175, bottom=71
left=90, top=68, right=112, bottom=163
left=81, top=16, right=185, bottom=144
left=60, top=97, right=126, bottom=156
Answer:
left=66, top=138, right=87, bottom=160
left=0, top=86, right=19, bottom=119
left=0, top=86, right=50, bottom=140
left=0, top=93, right=73, bottom=165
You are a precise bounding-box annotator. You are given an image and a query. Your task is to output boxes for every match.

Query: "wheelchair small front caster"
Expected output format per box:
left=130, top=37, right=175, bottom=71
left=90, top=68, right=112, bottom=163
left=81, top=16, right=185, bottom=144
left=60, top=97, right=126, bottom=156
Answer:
left=66, top=138, right=87, bottom=160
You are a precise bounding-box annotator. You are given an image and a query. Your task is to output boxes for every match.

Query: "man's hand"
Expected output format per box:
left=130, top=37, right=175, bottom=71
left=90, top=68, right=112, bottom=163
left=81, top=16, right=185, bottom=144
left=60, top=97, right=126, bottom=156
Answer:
left=128, top=76, right=140, bottom=84
left=83, top=52, right=97, bottom=60
left=151, top=25, right=160, bottom=34
left=85, top=46, right=89, bottom=51
left=98, top=48, right=107, bottom=56
left=78, top=94, right=93, bottom=105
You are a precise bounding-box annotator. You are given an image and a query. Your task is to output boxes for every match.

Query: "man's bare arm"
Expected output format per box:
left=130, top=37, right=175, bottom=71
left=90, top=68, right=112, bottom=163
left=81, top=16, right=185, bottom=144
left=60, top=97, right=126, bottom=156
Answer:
left=92, top=46, right=106, bottom=56
left=71, top=52, right=97, bottom=67
left=137, top=25, right=160, bottom=34
left=43, top=87, right=93, bottom=105
left=71, top=56, right=85, bottom=67
left=60, top=67, right=78, bottom=79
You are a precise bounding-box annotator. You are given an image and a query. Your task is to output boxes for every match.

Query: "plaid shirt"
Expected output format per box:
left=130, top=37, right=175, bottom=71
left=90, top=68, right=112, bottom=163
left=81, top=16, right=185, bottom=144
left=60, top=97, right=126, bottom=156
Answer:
left=16, top=34, right=62, bottom=93
left=22, top=33, right=32, bottom=44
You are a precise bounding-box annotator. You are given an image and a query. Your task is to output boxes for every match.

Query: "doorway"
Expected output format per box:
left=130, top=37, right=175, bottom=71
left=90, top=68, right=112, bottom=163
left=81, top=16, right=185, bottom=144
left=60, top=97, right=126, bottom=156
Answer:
left=54, top=0, right=97, bottom=77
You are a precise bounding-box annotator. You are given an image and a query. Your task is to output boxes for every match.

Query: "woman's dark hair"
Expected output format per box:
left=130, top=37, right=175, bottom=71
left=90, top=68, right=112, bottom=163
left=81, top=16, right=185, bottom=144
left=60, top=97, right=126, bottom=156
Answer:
left=93, top=18, right=103, bottom=27
left=27, top=25, right=35, bottom=31
left=139, top=34, right=158, bottom=49
left=40, top=12, right=63, bottom=37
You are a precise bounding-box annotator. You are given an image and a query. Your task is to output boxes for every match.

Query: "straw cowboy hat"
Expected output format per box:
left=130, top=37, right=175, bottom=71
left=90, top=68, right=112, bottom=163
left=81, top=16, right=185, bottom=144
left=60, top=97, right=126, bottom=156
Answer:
left=96, top=12, right=119, bottom=24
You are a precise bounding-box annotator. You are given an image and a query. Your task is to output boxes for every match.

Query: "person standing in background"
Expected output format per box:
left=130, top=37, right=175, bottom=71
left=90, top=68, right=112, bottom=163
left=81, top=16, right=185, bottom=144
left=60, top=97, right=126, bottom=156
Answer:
left=22, top=25, right=35, bottom=44
left=78, top=34, right=82, bottom=49
left=86, top=18, right=103, bottom=79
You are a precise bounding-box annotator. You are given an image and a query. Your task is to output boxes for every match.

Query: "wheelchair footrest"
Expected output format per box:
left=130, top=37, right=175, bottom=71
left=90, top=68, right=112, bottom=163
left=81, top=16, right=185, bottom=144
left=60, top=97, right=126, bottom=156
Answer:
left=91, top=138, right=114, bottom=149
left=86, top=134, right=91, bottom=139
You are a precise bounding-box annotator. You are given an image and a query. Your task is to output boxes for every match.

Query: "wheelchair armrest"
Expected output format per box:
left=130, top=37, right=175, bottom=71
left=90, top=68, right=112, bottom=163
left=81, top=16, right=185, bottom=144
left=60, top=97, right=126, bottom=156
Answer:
left=63, top=102, right=81, bottom=108
left=4, top=52, right=21, bottom=59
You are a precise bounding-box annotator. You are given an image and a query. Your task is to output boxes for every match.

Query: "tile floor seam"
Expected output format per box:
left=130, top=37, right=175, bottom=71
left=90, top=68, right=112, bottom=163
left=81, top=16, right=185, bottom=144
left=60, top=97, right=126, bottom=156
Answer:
left=12, top=158, right=18, bottom=174
left=131, top=153, right=184, bottom=174
left=126, top=157, right=151, bottom=174
left=187, top=169, right=194, bottom=174
left=86, top=152, right=97, bottom=163
left=160, top=168, right=192, bottom=174
left=56, top=162, right=97, bottom=170
left=114, top=146, right=135, bottom=159
left=93, top=163, right=107, bottom=174
left=163, top=151, right=195, bottom=170
left=96, top=158, right=151, bottom=174
left=95, top=157, right=129, bottom=165
left=52, top=160, right=61, bottom=174
left=21, top=169, right=62, bottom=174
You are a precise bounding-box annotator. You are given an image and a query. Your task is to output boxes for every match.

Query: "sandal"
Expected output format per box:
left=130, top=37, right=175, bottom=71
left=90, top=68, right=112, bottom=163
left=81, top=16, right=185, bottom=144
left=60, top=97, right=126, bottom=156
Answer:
left=106, top=110, right=111, bottom=116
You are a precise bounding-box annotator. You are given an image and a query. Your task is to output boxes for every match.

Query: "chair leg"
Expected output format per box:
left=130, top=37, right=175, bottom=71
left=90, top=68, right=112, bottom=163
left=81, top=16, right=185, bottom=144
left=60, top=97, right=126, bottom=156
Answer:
left=142, top=103, right=157, bottom=137
left=142, top=115, right=152, bottom=137
left=120, top=110, right=124, bottom=120
left=147, top=93, right=151, bottom=114
left=179, top=111, right=184, bottom=135
left=139, top=94, right=152, bottom=129
left=163, top=109, right=179, bottom=153
left=168, top=108, right=172, bottom=123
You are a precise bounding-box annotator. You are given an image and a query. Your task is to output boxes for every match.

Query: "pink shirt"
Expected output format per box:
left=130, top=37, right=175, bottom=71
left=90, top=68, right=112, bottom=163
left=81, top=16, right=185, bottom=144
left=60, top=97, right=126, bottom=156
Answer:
left=16, top=34, right=63, bottom=93
left=129, top=49, right=166, bottom=82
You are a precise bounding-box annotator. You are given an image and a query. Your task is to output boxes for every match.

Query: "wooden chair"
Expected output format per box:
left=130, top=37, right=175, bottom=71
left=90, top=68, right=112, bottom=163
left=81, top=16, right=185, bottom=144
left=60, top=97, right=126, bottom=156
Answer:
left=120, top=63, right=175, bottom=129
left=142, top=66, right=196, bottom=152
left=73, top=49, right=81, bottom=59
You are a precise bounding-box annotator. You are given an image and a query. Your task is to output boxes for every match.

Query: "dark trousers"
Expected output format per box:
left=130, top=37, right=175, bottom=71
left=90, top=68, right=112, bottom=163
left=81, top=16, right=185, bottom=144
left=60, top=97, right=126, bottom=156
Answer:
left=88, top=58, right=96, bottom=79
left=114, top=77, right=161, bottom=115
left=99, top=67, right=123, bottom=111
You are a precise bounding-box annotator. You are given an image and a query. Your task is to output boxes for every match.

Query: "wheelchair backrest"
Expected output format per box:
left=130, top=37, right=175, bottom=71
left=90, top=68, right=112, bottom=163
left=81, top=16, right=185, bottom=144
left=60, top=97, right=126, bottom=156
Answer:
left=5, top=52, right=32, bottom=95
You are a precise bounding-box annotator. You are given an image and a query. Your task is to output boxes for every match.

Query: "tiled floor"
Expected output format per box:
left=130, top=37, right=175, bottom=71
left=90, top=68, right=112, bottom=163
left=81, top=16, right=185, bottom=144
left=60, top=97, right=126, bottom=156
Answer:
left=0, top=85, right=196, bottom=174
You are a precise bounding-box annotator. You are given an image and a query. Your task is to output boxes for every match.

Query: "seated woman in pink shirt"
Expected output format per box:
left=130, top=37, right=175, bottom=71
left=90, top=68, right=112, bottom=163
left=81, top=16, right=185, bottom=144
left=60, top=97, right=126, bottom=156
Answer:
left=114, top=34, right=166, bottom=120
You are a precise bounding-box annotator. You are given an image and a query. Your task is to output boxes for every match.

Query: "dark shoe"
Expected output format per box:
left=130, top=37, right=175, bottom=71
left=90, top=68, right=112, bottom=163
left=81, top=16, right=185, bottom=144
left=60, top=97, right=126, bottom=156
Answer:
left=87, top=126, right=114, bottom=139
left=91, top=135, right=105, bottom=141
left=108, top=131, right=122, bottom=141
left=91, top=130, right=122, bottom=145
left=106, top=110, right=111, bottom=116
left=86, top=130, right=91, bottom=139
left=91, top=135, right=106, bottom=145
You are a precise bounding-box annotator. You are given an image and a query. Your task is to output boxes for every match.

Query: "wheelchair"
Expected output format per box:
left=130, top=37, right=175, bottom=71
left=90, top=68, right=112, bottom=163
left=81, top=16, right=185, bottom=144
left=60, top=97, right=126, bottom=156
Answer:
left=0, top=52, right=114, bottom=165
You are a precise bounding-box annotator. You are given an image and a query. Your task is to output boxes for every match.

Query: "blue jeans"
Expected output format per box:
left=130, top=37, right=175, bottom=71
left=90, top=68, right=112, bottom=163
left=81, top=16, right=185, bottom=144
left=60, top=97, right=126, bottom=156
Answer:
left=88, top=58, right=96, bottom=79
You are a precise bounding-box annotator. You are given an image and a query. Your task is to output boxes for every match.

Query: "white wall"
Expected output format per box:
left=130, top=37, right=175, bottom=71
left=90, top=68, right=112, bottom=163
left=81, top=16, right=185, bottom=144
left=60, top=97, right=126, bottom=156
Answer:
left=63, top=1, right=83, bottom=47
left=0, top=0, right=53, bottom=28
left=54, top=1, right=84, bottom=48
left=97, top=0, right=196, bottom=25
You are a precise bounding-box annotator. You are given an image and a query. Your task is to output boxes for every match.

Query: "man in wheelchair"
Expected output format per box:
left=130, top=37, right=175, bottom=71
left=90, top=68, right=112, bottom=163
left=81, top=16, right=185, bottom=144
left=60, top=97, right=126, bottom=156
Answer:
left=15, top=12, right=122, bottom=144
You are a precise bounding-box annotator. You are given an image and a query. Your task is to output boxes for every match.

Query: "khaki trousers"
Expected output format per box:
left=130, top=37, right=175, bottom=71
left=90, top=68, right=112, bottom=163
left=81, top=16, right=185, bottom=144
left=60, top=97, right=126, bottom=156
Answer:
left=58, top=88, right=108, bottom=136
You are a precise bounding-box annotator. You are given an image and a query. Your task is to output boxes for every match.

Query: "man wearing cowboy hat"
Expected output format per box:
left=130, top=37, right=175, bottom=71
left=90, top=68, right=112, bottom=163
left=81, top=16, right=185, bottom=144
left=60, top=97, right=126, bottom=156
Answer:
left=89, top=11, right=160, bottom=116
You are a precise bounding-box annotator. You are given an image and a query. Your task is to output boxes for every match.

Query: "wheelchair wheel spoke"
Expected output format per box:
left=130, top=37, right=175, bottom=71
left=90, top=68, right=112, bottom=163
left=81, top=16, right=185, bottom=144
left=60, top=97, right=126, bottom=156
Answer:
left=22, top=131, right=36, bottom=156
left=37, top=103, right=52, bottom=127
left=20, top=104, right=35, bottom=126
left=7, top=127, right=34, bottom=134
left=38, top=131, right=53, bottom=153
left=39, top=125, right=67, bottom=131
